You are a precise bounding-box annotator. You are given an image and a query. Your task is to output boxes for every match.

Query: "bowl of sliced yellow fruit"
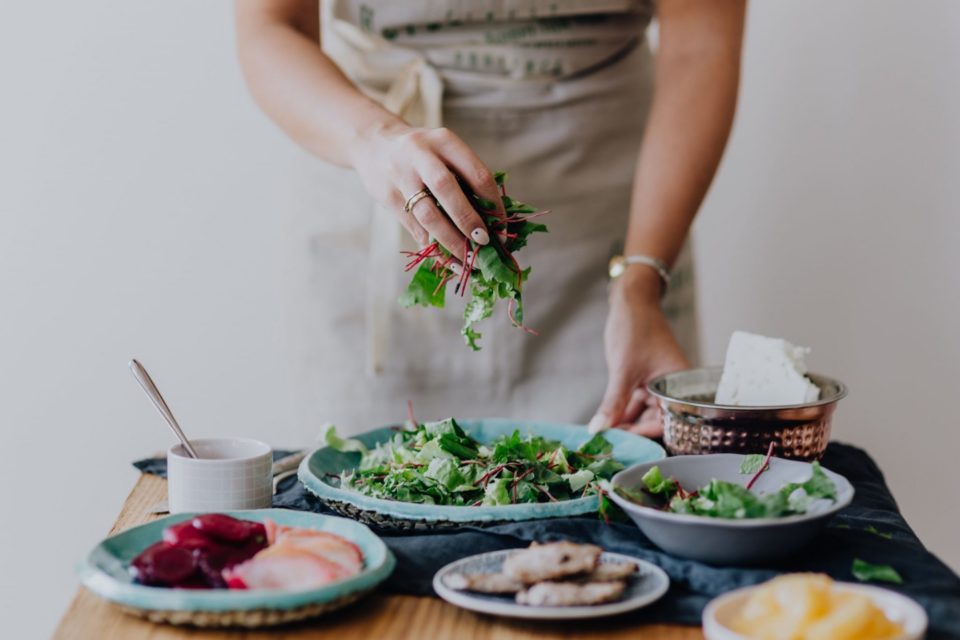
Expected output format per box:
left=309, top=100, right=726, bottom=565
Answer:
left=702, top=574, right=927, bottom=640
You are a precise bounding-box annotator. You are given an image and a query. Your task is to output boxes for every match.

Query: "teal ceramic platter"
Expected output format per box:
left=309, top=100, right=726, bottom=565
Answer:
left=298, top=419, right=665, bottom=529
left=76, top=509, right=395, bottom=627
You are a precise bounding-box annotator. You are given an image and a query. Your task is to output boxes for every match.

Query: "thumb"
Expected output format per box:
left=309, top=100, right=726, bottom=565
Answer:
left=589, top=367, right=636, bottom=434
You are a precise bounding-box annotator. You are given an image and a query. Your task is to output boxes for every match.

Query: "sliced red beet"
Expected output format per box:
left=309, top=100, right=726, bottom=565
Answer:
left=192, top=514, right=267, bottom=545
left=163, top=520, right=219, bottom=552
left=129, top=541, right=197, bottom=586
left=224, top=573, right=248, bottom=590
left=196, top=546, right=257, bottom=588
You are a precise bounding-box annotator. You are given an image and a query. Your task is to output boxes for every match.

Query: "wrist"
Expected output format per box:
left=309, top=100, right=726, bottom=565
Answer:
left=610, top=265, right=663, bottom=307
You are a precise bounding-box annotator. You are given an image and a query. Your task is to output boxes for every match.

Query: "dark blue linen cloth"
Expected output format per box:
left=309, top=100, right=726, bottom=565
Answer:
left=135, top=443, right=960, bottom=638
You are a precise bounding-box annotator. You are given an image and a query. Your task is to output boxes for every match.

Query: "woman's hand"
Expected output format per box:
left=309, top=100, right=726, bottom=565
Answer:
left=350, top=122, right=505, bottom=264
left=590, top=267, right=690, bottom=437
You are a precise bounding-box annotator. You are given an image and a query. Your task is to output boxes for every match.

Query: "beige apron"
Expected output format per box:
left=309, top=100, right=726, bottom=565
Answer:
left=288, top=1, right=699, bottom=435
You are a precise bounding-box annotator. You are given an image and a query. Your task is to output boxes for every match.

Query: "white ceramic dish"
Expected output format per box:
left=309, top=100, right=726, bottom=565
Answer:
left=432, top=550, right=669, bottom=620
left=167, top=438, right=273, bottom=513
left=702, top=581, right=928, bottom=640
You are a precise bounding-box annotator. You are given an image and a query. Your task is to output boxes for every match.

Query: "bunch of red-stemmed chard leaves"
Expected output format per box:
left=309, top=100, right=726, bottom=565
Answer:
left=398, top=172, right=549, bottom=350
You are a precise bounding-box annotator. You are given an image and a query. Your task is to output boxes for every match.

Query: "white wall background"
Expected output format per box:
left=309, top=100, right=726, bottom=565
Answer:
left=1, top=1, right=957, bottom=638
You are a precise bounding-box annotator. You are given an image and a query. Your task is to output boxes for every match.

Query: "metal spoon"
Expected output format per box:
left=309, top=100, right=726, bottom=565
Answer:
left=129, top=359, right=199, bottom=458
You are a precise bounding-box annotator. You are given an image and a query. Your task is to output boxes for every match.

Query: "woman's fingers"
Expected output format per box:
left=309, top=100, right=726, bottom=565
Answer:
left=436, top=131, right=505, bottom=219
left=589, top=365, right=636, bottom=434
left=628, top=406, right=663, bottom=438
left=387, top=190, right=430, bottom=246
left=417, top=152, right=490, bottom=246
left=620, top=388, right=649, bottom=425
left=409, top=194, right=469, bottom=259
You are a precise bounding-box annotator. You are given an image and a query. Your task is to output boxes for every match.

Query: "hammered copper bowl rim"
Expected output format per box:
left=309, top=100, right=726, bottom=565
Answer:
left=647, top=367, right=848, bottom=411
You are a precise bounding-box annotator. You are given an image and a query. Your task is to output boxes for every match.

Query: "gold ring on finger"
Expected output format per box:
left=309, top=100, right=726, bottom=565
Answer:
left=403, top=188, right=432, bottom=214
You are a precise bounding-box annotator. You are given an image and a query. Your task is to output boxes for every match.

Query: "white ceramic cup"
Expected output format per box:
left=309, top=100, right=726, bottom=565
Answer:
left=167, top=438, right=273, bottom=513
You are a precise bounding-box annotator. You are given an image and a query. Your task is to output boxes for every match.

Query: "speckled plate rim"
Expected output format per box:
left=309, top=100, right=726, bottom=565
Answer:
left=609, top=455, right=855, bottom=528
left=76, top=509, right=396, bottom=612
left=432, top=550, right=670, bottom=620
left=298, top=419, right=666, bottom=524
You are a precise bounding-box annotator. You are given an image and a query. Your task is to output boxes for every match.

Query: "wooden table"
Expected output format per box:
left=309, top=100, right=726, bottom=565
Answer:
left=54, top=474, right=703, bottom=640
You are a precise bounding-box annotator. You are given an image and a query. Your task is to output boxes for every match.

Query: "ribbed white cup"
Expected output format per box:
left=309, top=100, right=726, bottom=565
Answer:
left=167, top=438, right=273, bottom=513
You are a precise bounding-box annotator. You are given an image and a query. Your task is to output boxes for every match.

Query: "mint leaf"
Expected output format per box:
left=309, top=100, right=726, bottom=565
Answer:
left=852, top=559, right=904, bottom=584
left=739, top=454, right=768, bottom=475
left=398, top=261, right=445, bottom=309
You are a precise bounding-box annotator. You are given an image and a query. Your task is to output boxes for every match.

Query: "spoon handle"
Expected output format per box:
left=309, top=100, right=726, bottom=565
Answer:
left=129, top=359, right=199, bottom=459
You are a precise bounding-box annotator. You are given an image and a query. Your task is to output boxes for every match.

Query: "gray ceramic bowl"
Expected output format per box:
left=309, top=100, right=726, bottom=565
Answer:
left=608, top=455, right=854, bottom=565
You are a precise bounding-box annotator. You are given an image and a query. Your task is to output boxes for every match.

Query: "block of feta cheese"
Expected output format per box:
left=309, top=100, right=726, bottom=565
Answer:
left=714, top=331, right=821, bottom=406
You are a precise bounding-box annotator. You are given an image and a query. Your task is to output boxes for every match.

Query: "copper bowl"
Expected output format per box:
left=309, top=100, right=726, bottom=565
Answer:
left=647, top=367, right=847, bottom=461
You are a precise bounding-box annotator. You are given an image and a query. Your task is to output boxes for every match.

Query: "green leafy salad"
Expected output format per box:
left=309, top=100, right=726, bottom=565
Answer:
left=616, top=450, right=838, bottom=520
left=398, top=172, right=549, bottom=351
left=322, top=418, right=624, bottom=508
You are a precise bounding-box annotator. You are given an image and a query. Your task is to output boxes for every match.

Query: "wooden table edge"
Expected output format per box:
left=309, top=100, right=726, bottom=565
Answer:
left=53, top=473, right=704, bottom=640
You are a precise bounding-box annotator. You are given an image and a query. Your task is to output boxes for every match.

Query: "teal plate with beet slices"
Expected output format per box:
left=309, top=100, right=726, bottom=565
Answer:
left=298, top=419, right=665, bottom=529
left=76, top=509, right=395, bottom=625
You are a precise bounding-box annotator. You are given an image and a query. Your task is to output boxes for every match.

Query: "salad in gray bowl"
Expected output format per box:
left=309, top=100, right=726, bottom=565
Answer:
left=608, top=447, right=854, bottom=565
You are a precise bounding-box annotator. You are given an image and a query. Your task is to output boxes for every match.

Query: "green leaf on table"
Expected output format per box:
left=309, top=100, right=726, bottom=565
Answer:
left=398, top=261, right=446, bottom=309
left=740, top=454, right=769, bottom=475
left=852, top=559, right=904, bottom=584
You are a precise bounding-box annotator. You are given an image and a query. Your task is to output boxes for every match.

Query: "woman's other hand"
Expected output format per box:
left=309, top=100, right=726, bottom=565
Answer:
left=590, top=267, right=690, bottom=437
left=350, top=123, right=505, bottom=263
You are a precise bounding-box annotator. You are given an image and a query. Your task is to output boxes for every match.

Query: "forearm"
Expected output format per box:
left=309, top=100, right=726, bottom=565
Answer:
left=234, top=0, right=404, bottom=168
left=624, top=0, right=745, bottom=289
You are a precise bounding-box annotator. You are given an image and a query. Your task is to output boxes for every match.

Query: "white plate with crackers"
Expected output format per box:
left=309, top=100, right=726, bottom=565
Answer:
left=432, top=542, right=669, bottom=619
